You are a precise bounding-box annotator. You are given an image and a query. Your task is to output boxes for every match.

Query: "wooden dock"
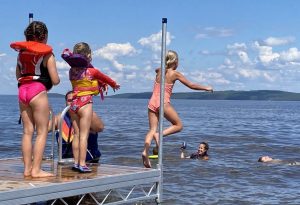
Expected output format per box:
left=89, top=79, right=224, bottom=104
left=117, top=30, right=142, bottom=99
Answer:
left=0, top=158, right=160, bottom=205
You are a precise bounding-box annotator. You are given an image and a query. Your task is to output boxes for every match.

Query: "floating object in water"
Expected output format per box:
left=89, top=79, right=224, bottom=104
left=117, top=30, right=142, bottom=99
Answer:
left=180, top=141, right=187, bottom=150
left=149, top=155, right=158, bottom=159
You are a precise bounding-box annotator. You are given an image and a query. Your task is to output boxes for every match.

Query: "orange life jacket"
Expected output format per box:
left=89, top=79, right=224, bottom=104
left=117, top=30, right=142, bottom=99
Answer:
left=10, top=41, right=53, bottom=90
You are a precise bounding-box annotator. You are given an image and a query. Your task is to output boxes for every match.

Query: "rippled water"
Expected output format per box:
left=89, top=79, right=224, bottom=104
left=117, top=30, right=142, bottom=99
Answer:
left=1, top=95, right=300, bottom=204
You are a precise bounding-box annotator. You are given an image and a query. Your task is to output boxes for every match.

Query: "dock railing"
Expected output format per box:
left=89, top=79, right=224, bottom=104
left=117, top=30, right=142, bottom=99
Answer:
left=156, top=17, right=167, bottom=204
left=57, top=105, right=73, bottom=164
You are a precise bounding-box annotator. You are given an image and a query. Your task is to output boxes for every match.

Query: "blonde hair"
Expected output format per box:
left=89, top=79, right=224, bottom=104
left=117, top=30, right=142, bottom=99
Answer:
left=73, top=42, right=92, bottom=61
left=165, top=50, right=178, bottom=68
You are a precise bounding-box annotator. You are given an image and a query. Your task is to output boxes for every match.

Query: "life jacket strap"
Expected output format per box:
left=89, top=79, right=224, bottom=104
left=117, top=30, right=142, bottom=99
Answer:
left=18, top=75, right=40, bottom=83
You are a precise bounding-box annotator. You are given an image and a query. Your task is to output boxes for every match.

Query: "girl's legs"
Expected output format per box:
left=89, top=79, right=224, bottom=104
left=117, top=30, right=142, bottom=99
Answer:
left=142, top=109, right=159, bottom=168
left=70, top=113, right=80, bottom=166
left=30, top=91, right=53, bottom=177
left=77, top=103, right=93, bottom=167
left=19, top=103, right=34, bottom=177
left=153, top=103, right=183, bottom=147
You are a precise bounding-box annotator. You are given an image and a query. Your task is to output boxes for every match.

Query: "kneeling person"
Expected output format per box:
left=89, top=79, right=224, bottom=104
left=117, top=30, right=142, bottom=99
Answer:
left=52, top=91, right=104, bottom=163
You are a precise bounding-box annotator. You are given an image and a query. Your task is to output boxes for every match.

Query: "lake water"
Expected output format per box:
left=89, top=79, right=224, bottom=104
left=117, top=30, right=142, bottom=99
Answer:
left=1, top=95, right=300, bottom=204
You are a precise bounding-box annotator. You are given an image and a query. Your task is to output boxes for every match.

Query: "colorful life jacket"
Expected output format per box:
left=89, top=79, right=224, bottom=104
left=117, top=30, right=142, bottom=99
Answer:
left=10, top=41, right=53, bottom=90
left=61, top=49, right=106, bottom=100
left=61, top=112, right=74, bottom=143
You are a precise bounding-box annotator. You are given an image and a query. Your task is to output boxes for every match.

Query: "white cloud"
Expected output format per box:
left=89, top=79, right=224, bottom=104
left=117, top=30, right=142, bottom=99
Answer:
left=263, top=72, right=276, bottom=82
left=226, top=43, right=251, bottom=64
left=279, top=47, right=300, bottom=62
left=199, top=50, right=211, bottom=55
left=142, top=71, right=156, bottom=81
left=100, top=69, right=123, bottom=90
left=93, top=43, right=137, bottom=71
left=0, top=53, right=6, bottom=57
left=238, top=51, right=250, bottom=63
left=190, top=70, right=230, bottom=85
left=195, top=27, right=233, bottom=39
left=125, top=65, right=139, bottom=70
left=145, top=65, right=152, bottom=71
left=239, top=69, right=260, bottom=78
left=138, top=30, right=173, bottom=51
left=253, top=41, right=300, bottom=66
left=263, top=36, right=295, bottom=46
left=227, top=43, right=247, bottom=52
left=253, top=41, right=280, bottom=64
left=126, top=72, right=136, bottom=80
left=56, top=60, right=69, bottom=70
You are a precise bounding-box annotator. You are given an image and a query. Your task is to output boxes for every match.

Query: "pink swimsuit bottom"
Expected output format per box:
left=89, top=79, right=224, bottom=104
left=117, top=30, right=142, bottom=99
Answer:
left=18, top=81, right=46, bottom=105
left=148, top=81, right=174, bottom=113
left=70, top=95, right=93, bottom=113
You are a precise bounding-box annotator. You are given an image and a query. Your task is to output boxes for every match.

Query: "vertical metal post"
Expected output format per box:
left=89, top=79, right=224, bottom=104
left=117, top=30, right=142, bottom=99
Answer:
left=29, top=13, right=33, bottom=24
left=157, top=17, right=167, bottom=204
left=50, top=108, right=55, bottom=161
left=58, top=106, right=70, bottom=163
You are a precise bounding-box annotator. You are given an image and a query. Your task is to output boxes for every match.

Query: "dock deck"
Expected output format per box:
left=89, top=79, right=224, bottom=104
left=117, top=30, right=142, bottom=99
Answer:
left=0, top=158, right=160, bottom=205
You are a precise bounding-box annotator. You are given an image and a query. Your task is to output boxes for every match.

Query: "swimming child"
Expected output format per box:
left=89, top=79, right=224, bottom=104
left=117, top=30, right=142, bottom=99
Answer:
left=142, top=50, right=213, bottom=168
left=11, top=21, right=60, bottom=177
left=258, top=156, right=300, bottom=165
left=63, top=42, right=120, bottom=173
left=180, top=142, right=209, bottom=160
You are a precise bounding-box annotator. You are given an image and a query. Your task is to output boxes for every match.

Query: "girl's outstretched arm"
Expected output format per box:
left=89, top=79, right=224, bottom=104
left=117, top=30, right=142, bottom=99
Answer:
left=90, top=68, right=119, bottom=89
left=175, top=71, right=213, bottom=91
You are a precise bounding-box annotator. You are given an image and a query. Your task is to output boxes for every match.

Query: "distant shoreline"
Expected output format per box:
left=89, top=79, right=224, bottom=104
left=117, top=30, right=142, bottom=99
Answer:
left=108, top=90, right=300, bottom=101
left=2, top=90, right=300, bottom=101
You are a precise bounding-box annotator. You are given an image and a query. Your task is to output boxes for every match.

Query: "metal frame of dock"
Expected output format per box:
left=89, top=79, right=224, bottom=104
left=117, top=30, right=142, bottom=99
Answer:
left=0, top=158, right=160, bottom=205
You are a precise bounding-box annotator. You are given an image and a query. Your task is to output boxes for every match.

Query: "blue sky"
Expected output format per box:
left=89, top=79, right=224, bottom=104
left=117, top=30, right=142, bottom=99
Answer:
left=1, top=0, right=300, bottom=95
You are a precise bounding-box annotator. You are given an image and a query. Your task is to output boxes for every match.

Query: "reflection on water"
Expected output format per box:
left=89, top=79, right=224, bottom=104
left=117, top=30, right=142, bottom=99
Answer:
left=1, top=95, right=300, bottom=204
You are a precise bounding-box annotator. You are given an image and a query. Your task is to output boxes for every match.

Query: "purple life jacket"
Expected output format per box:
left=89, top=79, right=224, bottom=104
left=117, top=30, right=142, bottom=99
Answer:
left=61, top=48, right=94, bottom=68
left=61, top=48, right=106, bottom=100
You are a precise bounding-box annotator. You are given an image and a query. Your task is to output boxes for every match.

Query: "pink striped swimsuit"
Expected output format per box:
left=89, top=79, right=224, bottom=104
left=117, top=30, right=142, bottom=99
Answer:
left=148, top=81, right=174, bottom=113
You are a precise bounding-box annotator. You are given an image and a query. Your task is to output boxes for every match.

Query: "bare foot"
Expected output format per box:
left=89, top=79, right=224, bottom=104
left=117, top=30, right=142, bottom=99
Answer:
left=31, top=170, right=54, bottom=178
left=24, top=171, right=31, bottom=177
left=24, top=167, right=32, bottom=177
left=142, top=153, right=151, bottom=168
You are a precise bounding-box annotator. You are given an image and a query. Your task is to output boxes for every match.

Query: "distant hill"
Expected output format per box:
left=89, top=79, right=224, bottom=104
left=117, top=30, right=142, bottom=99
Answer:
left=48, top=93, right=64, bottom=98
left=108, top=90, right=300, bottom=101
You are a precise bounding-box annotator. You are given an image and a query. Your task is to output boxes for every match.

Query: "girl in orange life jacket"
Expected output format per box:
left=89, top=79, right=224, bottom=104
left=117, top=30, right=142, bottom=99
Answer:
left=11, top=21, right=60, bottom=177
left=142, top=50, right=213, bottom=168
left=65, top=42, right=120, bottom=173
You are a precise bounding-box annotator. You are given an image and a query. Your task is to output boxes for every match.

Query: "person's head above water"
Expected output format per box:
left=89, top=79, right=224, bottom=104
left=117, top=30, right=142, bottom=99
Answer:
left=258, top=156, right=274, bottom=162
left=198, top=142, right=209, bottom=156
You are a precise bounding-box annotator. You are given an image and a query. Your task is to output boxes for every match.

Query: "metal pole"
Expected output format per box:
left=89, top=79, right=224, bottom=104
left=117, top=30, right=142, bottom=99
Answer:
left=58, top=106, right=70, bottom=164
left=29, top=13, right=33, bottom=24
left=157, top=17, right=167, bottom=204
left=50, top=108, right=55, bottom=160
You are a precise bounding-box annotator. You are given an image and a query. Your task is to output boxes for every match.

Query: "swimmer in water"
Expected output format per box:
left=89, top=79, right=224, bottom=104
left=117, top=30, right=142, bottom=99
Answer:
left=181, top=142, right=209, bottom=160
left=258, top=156, right=300, bottom=165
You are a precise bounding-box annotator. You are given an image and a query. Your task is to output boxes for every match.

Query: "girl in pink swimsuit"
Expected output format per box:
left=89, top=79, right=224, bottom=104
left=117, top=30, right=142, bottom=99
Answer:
left=13, top=21, right=60, bottom=177
left=142, top=50, right=213, bottom=168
